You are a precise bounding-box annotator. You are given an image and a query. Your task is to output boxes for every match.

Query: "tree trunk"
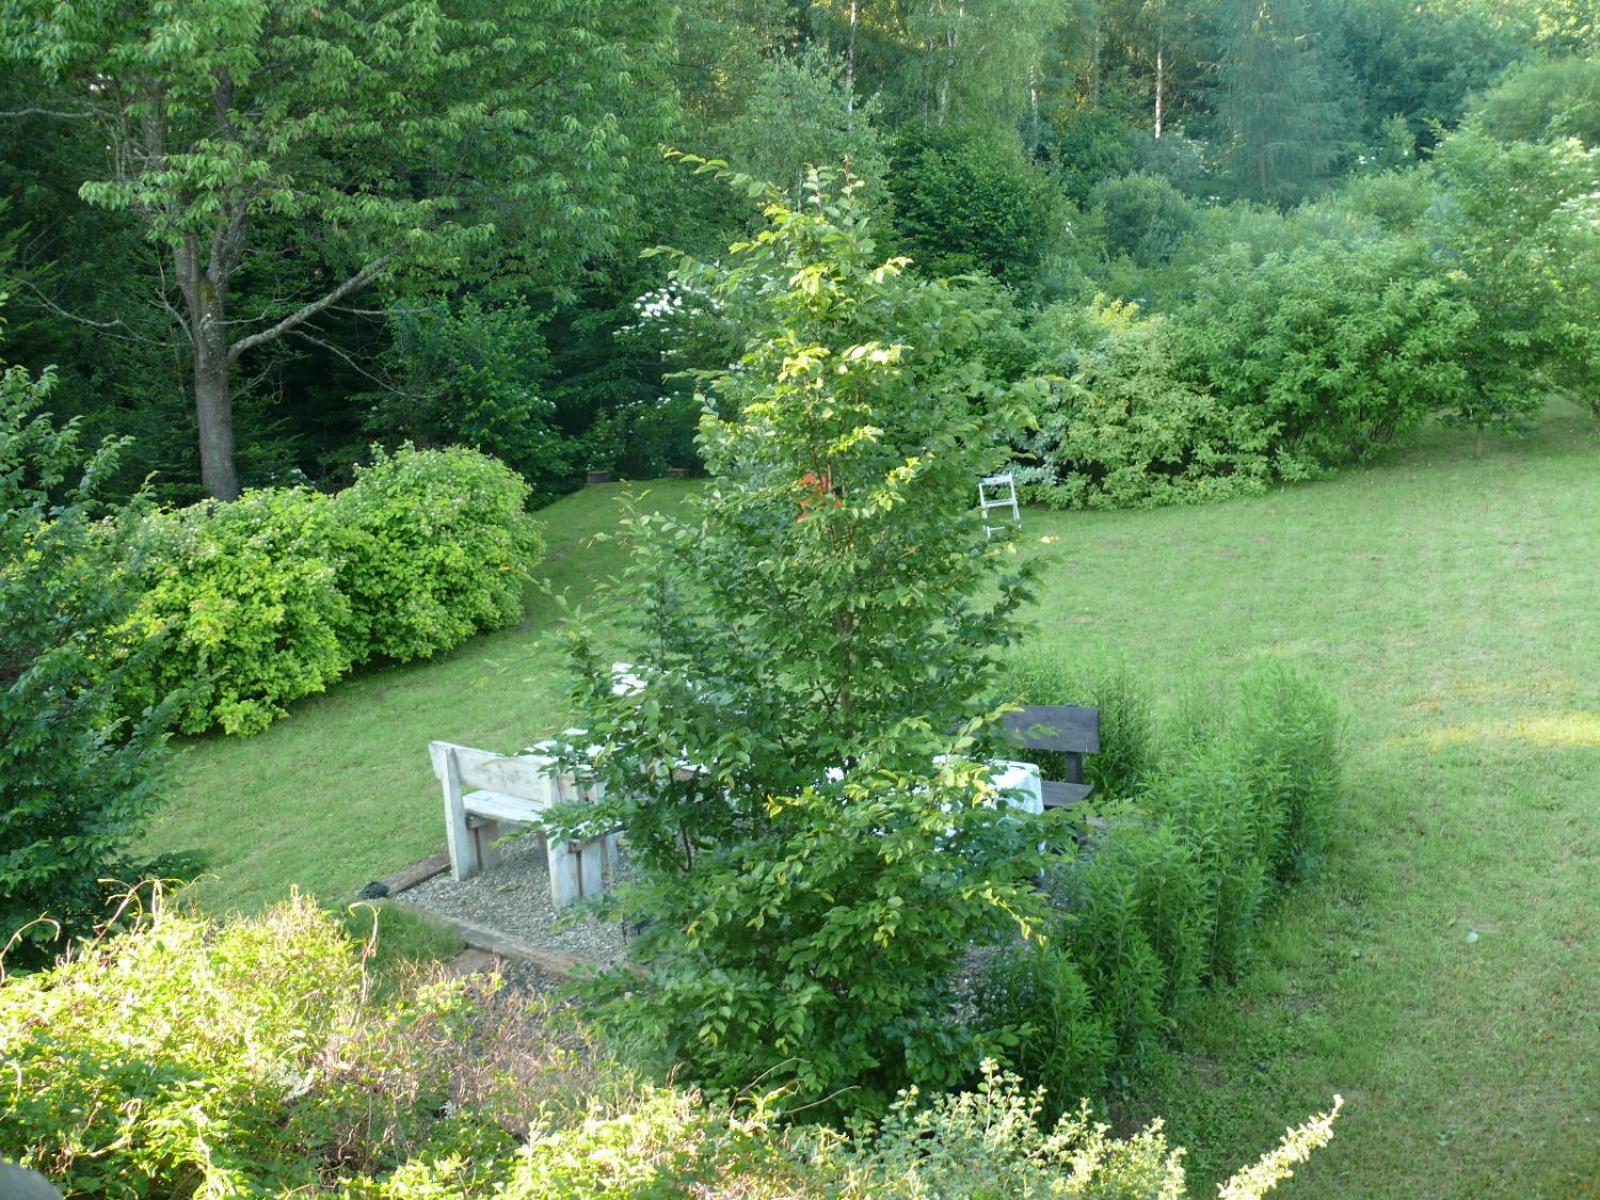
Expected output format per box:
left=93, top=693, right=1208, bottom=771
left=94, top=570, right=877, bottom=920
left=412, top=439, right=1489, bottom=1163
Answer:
left=1154, top=23, right=1166, bottom=139
left=846, top=0, right=859, bottom=116
left=194, top=326, right=240, bottom=501
left=175, top=236, right=241, bottom=501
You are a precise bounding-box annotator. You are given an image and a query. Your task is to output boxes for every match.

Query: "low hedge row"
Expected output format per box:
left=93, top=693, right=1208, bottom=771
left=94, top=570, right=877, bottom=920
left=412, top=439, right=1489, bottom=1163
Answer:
left=977, top=661, right=1342, bottom=1112
left=118, top=445, right=543, bottom=736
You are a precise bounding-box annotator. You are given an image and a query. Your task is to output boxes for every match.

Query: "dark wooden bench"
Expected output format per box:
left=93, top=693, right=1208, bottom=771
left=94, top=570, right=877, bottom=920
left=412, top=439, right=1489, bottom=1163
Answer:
left=1003, top=704, right=1100, bottom=809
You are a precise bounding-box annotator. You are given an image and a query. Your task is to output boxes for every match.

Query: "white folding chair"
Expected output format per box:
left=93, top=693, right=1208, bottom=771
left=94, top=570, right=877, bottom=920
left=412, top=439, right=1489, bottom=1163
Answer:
left=979, top=471, right=1021, bottom=537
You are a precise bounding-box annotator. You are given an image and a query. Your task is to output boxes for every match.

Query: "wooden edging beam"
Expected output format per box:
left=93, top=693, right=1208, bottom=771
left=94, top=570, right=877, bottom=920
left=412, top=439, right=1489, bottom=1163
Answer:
left=389, top=900, right=595, bottom=980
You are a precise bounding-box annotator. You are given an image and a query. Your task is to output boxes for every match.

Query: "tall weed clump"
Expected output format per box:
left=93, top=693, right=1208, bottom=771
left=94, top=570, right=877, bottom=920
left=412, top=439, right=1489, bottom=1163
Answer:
left=976, top=661, right=1342, bottom=1110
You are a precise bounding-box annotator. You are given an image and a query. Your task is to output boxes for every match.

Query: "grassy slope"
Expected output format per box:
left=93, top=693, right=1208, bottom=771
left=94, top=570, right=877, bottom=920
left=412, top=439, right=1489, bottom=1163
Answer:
left=154, top=411, right=1600, bottom=1197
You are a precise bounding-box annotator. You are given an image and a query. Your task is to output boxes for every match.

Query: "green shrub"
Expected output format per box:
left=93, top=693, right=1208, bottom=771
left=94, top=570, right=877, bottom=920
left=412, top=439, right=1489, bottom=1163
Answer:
left=116, top=445, right=542, bottom=735
left=1171, top=234, right=1478, bottom=468
left=970, top=944, right=1117, bottom=1117
left=889, top=123, right=1073, bottom=291
left=332, top=444, right=543, bottom=665
left=1092, top=172, right=1199, bottom=268
left=0, top=895, right=1340, bottom=1200
left=976, top=662, right=1342, bottom=1099
left=1016, top=299, right=1275, bottom=511
left=119, top=487, right=352, bottom=736
left=0, top=366, right=176, bottom=964
left=561, top=164, right=1052, bottom=1112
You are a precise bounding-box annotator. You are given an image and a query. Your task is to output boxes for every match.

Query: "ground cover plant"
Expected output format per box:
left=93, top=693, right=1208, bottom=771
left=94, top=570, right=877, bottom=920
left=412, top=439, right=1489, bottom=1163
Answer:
left=148, top=402, right=1600, bottom=1196
left=0, top=895, right=1339, bottom=1199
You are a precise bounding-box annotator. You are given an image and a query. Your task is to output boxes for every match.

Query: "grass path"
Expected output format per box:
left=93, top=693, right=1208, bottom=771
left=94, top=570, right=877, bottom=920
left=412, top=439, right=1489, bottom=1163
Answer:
left=154, top=410, right=1600, bottom=1197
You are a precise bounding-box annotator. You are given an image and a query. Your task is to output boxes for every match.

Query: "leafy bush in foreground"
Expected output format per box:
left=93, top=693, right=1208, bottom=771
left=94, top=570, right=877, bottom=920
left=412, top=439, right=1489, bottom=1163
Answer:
left=0, top=365, right=175, bottom=962
left=0, top=896, right=1340, bottom=1199
left=561, top=163, right=1051, bottom=1112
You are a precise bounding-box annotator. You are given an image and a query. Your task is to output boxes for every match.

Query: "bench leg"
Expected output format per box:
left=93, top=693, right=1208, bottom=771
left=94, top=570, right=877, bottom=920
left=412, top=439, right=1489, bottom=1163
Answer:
left=471, top=818, right=502, bottom=872
left=578, top=838, right=605, bottom=898
left=443, top=749, right=481, bottom=881
left=547, top=836, right=582, bottom=908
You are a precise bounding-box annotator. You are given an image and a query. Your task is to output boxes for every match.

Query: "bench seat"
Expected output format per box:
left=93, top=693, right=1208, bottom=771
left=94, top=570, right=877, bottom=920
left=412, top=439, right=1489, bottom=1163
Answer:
left=1040, top=779, right=1094, bottom=809
left=463, top=789, right=547, bottom=827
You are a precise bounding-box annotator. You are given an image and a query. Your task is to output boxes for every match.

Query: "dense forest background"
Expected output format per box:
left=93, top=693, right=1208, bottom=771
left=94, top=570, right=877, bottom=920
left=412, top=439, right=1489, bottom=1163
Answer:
left=2, top=0, right=1597, bottom=504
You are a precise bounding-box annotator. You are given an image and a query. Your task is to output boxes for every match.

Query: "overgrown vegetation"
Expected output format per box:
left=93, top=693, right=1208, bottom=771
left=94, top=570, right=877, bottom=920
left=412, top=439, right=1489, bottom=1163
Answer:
left=974, top=663, right=1342, bottom=1115
left=0, top=365, right=175, bottom=966
left=0, top=896, right=1340, bottom=1198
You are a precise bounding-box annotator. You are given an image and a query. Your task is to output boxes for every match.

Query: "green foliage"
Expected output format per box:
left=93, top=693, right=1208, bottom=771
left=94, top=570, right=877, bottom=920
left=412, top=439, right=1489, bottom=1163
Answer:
left=0, top=365, right=174, bottom=964
left=829, top=1061, right=1340, bottom=1200
left=563, top=164, right=1050, bottom=1110
left=1173, top=234, right=1479, bottom=466
left=119, top=489, right=353, bottom=737
left=1469, top=56, right=1600, bottom=147
left=365, top=299, right=573, bottom=501
left=1016, top=300, right=1275, bottom=511
left=889, top=124, right=1073, bottom=290
left=714, top=47, right=891, bottom=208
left=1212, top=0, right=1356, bottom=204
left=1431, top=125, right=1600, bottom=435
left=975, top=663, right=1342, bottom=1107
left=1092, top=173, right=1199, bottom=268
left=117, top=445, right=541, bottom=736
left=334, top=445, right=542, bottom=665
left=0, top=895, right=1339, bottom=1199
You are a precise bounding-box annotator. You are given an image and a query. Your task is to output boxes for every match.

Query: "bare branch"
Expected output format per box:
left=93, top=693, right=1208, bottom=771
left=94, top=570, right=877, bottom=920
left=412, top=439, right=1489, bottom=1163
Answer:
left=0, top=107, right=97, bottom=119
left=226, top=256, right=389, bottom=363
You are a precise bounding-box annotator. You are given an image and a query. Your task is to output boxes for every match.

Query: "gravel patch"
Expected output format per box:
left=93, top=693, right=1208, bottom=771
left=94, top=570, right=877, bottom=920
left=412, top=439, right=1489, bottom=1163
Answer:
left=405, top=833, right=633, bottom=965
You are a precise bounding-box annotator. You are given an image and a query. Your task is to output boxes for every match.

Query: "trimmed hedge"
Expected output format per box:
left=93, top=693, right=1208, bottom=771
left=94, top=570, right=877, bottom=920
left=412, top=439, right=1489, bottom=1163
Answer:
left=118, top=446, right=543, bottom=736
left=336, top=445, right=543, bottom=665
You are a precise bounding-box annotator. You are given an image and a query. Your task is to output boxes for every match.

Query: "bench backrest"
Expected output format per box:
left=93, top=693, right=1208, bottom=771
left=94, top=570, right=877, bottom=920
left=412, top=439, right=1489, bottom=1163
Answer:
left=1002, top=704, right=1101, bottom=755
left=428, top=741, right=559, bottom=800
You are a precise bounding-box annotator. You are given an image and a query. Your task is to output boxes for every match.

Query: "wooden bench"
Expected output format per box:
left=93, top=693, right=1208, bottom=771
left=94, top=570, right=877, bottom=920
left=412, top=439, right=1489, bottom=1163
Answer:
left=1002, top=704, right=1100, bottom=809
left=428, top=740, right=618, bottom=909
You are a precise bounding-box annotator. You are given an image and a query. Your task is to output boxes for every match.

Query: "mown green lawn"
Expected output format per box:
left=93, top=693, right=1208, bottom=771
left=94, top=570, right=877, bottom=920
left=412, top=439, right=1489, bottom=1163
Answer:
left=153, top=407, right=1600, bottom=1198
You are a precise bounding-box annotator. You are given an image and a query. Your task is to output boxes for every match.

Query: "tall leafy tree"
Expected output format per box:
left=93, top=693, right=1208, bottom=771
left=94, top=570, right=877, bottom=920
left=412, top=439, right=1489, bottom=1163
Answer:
left=1212, top=0, right=1354, bottom=204
left=2, top=0, right=664, bottom=499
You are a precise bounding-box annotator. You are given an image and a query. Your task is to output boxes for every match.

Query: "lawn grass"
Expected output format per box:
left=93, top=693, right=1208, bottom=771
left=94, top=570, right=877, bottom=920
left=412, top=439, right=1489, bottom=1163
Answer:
left=144, top=478, right=700, bottom=915
left=152, top=409, right=1600, bottom=1197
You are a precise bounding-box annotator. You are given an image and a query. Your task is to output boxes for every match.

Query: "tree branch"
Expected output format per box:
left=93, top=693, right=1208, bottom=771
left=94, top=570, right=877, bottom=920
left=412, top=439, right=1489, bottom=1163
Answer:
left=226, top=256, right=389, bottom=363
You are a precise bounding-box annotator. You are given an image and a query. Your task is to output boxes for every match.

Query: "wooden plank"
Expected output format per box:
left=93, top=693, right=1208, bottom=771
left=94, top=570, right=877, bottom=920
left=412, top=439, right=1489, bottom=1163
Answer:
left=1003, top=705, right=1101, bottom=754
left=429, top=740, right=558, bottom=796
left=462, top=788, right=548, bottom=826
left=1040, top=779, right=1094, bottom=809
left=379, top=850, right=450, bottom=897
left=442, top=747, right=480, bottom=881
left=390, top=903, right=594, bottom=979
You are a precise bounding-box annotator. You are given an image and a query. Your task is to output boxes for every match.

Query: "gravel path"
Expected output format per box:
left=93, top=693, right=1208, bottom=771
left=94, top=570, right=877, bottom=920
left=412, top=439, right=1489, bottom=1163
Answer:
left=405, top=833, right=632, bottom=965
